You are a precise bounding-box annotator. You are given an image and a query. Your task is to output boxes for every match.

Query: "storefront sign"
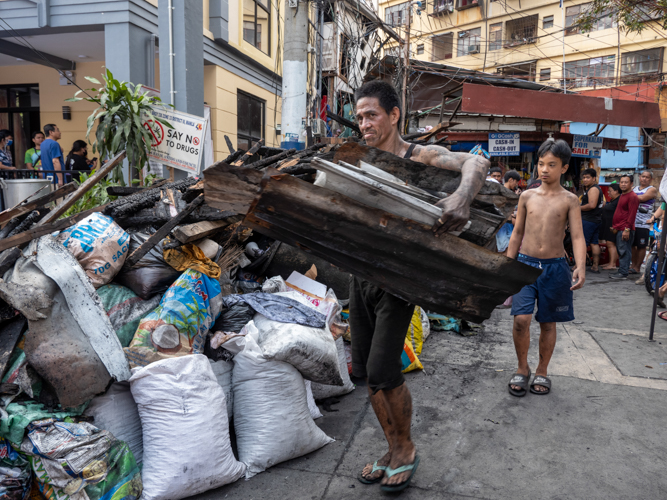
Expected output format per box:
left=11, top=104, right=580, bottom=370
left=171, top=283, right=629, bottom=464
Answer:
left=142, top=106, right=208, bottom=174
left=571, top=134, right=603, bottom=158
left=488, top=133, right=520, bottom=156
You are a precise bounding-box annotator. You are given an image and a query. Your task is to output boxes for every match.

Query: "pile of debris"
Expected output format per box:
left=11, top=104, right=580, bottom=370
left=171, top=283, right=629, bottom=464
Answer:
left=0, top=139, right=539, bottom=500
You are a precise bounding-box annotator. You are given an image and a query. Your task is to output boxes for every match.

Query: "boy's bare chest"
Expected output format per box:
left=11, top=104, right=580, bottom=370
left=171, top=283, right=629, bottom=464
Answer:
left=525, top=196, right=569, bottom=223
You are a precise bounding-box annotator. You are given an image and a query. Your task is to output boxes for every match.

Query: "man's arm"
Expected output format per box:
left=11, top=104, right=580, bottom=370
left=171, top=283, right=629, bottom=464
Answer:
left=506, top=193, right=528, bottom=259
left=568, top=196, right=586, bottom=290
left=52, top=157, right=64, bottom=184
left=637, top=186, right=657, bottom=202
left=580, top=186, right=599, bottom=212
left=411, top=145, right=488, bottom=235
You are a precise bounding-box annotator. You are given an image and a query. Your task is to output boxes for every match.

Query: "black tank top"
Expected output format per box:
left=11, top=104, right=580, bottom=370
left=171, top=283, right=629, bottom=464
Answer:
left=404, top=143, right=416, bottom=159
left=581, top=184, right=603, bottom=224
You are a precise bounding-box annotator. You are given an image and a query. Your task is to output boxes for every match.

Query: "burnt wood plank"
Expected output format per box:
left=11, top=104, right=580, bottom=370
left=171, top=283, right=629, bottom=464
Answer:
left=0, top=315, right=28, bottom=379
left=203, top=163, right=267, bottom=213
left=232, top=139, right=264, bottom=166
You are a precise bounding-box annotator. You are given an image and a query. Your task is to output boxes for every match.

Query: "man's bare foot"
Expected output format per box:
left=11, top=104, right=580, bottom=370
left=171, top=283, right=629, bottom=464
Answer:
left=510, top=366, right=530, bottom=392
left=600, top=266, right=616, bottom=270
left=360, top=452, right=391, bottom=482
left=382, top=445, right=416, bottom=487
left=532, top=371, right=549, bottom=392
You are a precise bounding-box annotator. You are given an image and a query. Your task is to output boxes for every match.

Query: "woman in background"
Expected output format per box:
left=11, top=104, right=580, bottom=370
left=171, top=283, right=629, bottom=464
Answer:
left=600, top=183, right=622, bottom=271
left=65, top=140, right=97, bottom=181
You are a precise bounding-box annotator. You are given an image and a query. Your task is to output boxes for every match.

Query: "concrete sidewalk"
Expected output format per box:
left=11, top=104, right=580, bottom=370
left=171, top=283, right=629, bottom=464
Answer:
left=195, top=272, right=667, bottom=500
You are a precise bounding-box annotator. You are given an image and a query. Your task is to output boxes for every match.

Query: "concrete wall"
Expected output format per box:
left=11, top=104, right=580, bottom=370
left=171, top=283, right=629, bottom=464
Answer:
left=204, top=65, right=282, bottom=160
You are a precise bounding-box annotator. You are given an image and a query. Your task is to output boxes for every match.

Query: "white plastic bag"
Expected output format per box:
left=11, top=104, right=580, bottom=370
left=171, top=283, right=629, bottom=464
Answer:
left=210, top=359, right=234, bottom=419
left=83, top=381, right=144, bottom=463
left=310, top=337, right=356, bottom=400
left=130, top=355, right=245, bottom=500
left=232, top=325, right=334, bottom=478
left=304, top=380, right=323, bottom=420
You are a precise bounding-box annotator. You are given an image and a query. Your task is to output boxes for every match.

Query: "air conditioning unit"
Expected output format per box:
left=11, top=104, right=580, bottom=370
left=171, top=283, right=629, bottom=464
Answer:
left=312, top=119, right=326, bottom=137
left=288, top=0, right=297, bottom=7
left=468, top=44, right=480, bottom=54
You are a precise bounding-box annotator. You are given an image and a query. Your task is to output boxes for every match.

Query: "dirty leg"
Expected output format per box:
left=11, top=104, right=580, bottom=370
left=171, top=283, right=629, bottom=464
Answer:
left=511, top=314, right=532, bottom=392
left=360, top=384, right=394, bottom=482
left=533, top=322, right=557, bottom=392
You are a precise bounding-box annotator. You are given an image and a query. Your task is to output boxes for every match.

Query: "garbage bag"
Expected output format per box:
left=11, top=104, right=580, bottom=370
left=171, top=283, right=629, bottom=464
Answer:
left=310, top=337, right=355, bottom=400
left=97, top=285, right=161, bottom=347
left=495, top=222, right=514, bottom=253
left=304, top=381, right=322, bottom=420
left=163, top=243, right=221, bottom=279
left=114, top=233, right=181, bottom=300
left=231, top=325, right=333, bottom=479
left=124, top=269, right=223, bottom=368
left=401, top=338, right=423, bottom=373
left=0, top=401, right=85, bottom=447
left=209, top=359, right=234, bottom=420
left=130, top=355, right=245, bottom=500
left=222, top=293, right=326, bottom=328
left=83, top=382, right=143, bottom=463
left=57, top=213, right=130, bottom=288
left=20, top=419, right=142, bottom=500
left=405, top=307, right=430, bottom=356
left=0, top=437, right=31, bottom=500
left=211, top=303, right=254, bottom=334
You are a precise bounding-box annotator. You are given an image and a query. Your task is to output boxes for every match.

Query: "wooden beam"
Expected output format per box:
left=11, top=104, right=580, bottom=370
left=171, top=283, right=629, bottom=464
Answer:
left=203, top=162, right=267, bottom=213
left=326, top=110, right=361, bottom=134
left=224, top=135, right=236, bottom=155
left=36, top=151, right=126, bottom=226
left=0, top=182, right=77, bottom=226
left=124, top=195, right=205, bottom=267
left=247, top=148, right=297, bottom=170
left=232, top=139, right=264, bottom=166
left=173, top=220, right=233, bottom=244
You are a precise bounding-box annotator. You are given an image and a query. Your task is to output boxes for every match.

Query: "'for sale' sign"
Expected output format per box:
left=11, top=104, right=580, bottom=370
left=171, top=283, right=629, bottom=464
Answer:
left=571, top=134, right=603, bottom=158
left=488, top=133, right=520, bottom=156
left=142, top=106, right=208, bottom=174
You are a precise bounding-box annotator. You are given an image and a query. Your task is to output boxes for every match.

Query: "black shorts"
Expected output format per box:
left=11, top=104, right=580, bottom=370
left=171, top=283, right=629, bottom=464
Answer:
left=633, top=227, right=650, bottom=249
left=349, top=276, right=415, bottom=394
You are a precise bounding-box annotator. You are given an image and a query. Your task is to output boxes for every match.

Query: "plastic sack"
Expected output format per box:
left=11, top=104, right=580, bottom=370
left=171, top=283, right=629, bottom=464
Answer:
left=210, top=359, right=234, bottom=420
left=310, top=337, right=355, bottom=400
left=261, top=275, right=289, bottom=294
left=401, top=339, right=423, bottom=373
left=57, top=213, right=130, bottom=288
left=405, top=307, right=430, bottom=356
left=211, top=303, right=254, bottom=334
left=0, top=437, right=31, bottom=500
left=124, top=269, right=223, bottom=368
left=495, top=222, right=514, bottom=253
left=304, top=381, right=322, bottom=420
left=97, top=284, right=161, bottom=347
left=232, top=326, right=333, bottom=478
left=130, top=355, right=245, bottom=500
left=83, top=382, right=143, bottom=463
left=254, top=294, right=342, bottom=386
left=114, top=232, right=181, bottom=300
left=20, top=419, right=142, bottom=500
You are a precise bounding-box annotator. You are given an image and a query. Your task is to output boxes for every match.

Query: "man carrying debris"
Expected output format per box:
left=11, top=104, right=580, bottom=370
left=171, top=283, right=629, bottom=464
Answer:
left=352, top=80, right=489, bottom=492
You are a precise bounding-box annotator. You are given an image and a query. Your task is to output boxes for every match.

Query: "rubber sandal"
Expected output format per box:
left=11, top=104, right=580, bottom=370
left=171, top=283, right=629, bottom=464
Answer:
left=508, top=370, right=531, bottom=397
left=530, top=375, right=552, bottom=395
left=659, top=311, right=667, bottom=322
left=358, top=460, right=388, bottom=484
left=380, top=456, right=420, bottom=492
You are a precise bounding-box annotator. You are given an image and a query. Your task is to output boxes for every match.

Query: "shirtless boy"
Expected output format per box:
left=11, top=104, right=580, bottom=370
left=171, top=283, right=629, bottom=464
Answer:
left=507, top=139, right=586, bottom=397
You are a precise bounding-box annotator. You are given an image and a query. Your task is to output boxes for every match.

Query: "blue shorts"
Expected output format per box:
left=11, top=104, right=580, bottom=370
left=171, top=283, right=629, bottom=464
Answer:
left=511, top=254, right=574, bottom=323
left=582, top=220, right=600, bottom=246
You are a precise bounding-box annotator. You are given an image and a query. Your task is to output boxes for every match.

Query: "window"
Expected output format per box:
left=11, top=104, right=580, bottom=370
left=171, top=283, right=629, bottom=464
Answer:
left=539, top=68, right=551, bottom=81
left=498, top=62, right=536, bottom=81
left=417, top=44, right=424, bottom=55
left=432, top=0, right=453, bottom=14
left=621, top=48, right=663, bottom=83
left=566, top=3, right=615, bottom=35
left=543, top=15, right=553, bottom=29
left=489, top=23, right=502, bottom=51
left=0, top=85, right=40, bottom=170
left=385, top=45, right=402, bottom=58
left=237, top=91, right=265, bottom=152
left=385, top=2, right=411, bottom=26
left=243, top=0, right=270, bottom=54
left=504, top=15, right=538, bottom=47
left=563, top=55, right=615, bottom=88
left=432, top=33, right=453, bottom=60
left=457, top=0, right=478, bottom=9
left=457, top=28, right=481, bottom=57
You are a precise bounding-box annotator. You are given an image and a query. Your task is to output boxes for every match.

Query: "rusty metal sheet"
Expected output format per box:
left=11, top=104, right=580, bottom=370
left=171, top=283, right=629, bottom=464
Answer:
left=461, top=83, right=662, bottom=128
left=245, top=174, right=541, bottom=323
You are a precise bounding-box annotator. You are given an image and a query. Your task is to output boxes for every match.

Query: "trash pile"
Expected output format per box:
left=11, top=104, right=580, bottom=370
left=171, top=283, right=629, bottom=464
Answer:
left=0, top=141, right=534, bottom=500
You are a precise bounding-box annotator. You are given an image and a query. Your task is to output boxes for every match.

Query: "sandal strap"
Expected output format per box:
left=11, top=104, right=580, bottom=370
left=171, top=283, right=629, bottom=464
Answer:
left=385, top=463, right=417, bottom=477
left=371, top=461, right=387, bottom=473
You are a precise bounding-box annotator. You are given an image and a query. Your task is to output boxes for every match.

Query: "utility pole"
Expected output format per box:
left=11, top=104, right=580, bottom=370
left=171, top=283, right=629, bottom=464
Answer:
left=400, top=7, right=411, bottom=134
left=281, top=0, right=309, bottom=150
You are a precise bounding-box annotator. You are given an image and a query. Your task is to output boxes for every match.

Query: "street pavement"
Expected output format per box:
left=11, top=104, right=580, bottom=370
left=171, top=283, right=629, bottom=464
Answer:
left=193, top=271, right=667, bottom=500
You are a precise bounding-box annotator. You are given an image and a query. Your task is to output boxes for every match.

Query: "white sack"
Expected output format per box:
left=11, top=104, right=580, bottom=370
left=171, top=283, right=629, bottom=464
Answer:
left=304, top=380, right=323, bottom=420
left=83, top=381, right=143, bottom=463
left=210, top=359, right=234, bottom=419
left=232, top=327, right=334, bottom=478
left=310, top=337, right=355, bottom=400
left=130, top=355, right=245, bottom=500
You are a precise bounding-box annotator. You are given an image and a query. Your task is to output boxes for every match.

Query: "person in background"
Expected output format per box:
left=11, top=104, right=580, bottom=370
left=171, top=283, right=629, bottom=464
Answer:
left=579, top=168, right=604, bottom=273
left=504, top=170, right=521, bottom=193
left=0, top=130, right=15, bottom=170
left=40, top=124, right=64, bottom=184
left=24, top=130, right=44, bottom=170
left=487, top=166, right=502, bottom=183
left=630, top=170, right=657, bottom=275
left=599, top=183, right=621, bottom=271
left=610, top=175, right=640, bottom=280
left=65, top=140, right=97, bottom=180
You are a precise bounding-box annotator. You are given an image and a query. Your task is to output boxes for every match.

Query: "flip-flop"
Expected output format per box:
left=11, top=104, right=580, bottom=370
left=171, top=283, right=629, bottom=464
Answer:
left=589, top=268, right=601, bottom=274
left=380, top=456, right=420, bottom=493
left=358, top=460, right=388, bottom=484
left=659, top=311, right=667, bottom=322
left=530, top=375, right=552, bottom=395
left=508, top=370, right=531, bottom=397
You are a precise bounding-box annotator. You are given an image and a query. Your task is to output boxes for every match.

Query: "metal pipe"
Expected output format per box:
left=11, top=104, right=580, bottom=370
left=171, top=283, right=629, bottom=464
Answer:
left=561, top=4, right=566, bottom=94
left=168, top=0, right=175, bottom=106
left=148, top=34, right=157, bottom=88
left=317, top=2, right=324, bottom=105
left=649, top=226, right=667, bottom=341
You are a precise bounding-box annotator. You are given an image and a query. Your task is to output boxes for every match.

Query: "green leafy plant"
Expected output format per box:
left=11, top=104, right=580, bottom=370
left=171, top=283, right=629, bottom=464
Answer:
left=66, top=69, right=172, bottom=183
left=576, top=0, right=666, bottom=34
left=62, top=170, right=120, bottom=218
